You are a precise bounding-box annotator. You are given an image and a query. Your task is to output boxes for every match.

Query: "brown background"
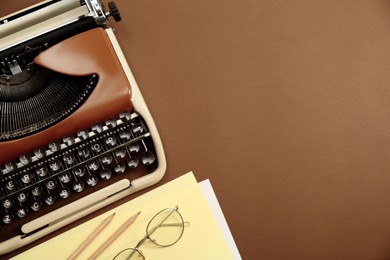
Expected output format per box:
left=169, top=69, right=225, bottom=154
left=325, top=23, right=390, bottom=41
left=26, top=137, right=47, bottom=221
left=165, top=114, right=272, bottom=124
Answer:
left=3, top=1, right=390, bottom=259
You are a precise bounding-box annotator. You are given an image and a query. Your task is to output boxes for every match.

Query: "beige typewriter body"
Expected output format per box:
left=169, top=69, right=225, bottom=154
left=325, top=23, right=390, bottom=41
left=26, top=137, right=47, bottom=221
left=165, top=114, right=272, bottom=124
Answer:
left=0, top=0, right=166, bottom=254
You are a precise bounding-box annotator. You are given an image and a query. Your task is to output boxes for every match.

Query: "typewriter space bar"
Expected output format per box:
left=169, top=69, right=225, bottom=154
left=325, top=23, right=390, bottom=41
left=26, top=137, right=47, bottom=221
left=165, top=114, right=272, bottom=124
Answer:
left=21, top=179, right=131, bottom=234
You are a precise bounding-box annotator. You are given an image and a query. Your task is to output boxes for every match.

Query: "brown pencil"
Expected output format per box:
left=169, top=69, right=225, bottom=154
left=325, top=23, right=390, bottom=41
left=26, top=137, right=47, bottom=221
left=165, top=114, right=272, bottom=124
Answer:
left=68, top=212, right=115, bottom=260
left=88, top=211, right=141, bottom=259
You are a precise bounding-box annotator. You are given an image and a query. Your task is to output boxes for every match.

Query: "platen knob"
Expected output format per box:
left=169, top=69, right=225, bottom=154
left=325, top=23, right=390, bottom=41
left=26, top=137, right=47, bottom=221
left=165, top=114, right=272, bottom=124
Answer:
left=108, top=1, right=121, bottom=22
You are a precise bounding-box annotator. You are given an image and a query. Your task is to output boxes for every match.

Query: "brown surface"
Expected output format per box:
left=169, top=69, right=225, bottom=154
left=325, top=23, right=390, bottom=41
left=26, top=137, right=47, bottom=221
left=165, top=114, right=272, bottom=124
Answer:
left=3, top=1, right=390, bottom=259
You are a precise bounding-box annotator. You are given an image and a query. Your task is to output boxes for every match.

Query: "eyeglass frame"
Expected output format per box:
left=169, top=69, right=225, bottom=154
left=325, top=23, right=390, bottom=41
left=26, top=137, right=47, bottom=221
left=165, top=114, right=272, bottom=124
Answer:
left=113, top=206, right=189, bottom=260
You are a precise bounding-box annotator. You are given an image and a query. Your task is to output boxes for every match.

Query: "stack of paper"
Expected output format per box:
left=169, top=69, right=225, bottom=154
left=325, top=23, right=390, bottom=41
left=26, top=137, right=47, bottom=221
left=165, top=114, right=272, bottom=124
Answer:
left=13, top=172, right=241, bottom=260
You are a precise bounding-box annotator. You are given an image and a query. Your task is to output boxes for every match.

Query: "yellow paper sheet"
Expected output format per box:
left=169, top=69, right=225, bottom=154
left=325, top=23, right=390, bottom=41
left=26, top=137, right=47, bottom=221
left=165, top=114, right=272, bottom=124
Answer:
left=12, top=172, right=233, bottom=260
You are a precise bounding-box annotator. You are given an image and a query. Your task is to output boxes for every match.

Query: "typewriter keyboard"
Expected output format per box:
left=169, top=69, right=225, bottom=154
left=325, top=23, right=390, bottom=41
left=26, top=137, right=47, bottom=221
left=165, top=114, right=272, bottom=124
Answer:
left=0, top=111, right=157, bottom=239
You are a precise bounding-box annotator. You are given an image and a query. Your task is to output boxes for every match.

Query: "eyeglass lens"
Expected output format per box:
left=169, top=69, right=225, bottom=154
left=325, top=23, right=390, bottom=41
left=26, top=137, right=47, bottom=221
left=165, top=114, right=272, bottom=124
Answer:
left=146, top=208, right=185, bottom=247
left=113, top=208, right=185, bottom=260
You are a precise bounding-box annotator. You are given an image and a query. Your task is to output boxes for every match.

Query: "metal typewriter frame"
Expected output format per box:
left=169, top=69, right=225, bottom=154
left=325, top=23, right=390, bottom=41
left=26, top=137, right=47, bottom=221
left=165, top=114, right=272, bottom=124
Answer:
left=0, top=0, right=166, bottom=254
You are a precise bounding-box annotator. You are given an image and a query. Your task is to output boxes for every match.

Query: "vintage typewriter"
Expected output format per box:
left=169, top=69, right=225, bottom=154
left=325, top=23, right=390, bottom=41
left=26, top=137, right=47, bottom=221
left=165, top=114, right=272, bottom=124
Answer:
left=0, top=0, right=166, bottom=255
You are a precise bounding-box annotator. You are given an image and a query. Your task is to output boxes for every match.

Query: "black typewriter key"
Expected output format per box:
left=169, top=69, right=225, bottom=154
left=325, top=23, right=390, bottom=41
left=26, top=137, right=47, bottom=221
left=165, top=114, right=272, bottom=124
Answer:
left=63, top=153, right=76, bottom=165
left=105, top=135, right=117, bottom=147
left=2, top=197, right=14, bottom=209
left=78, top=146, right=91, bottom=159
left=45, top=179, right=57, bottom=190
left=86, top=175, right=98, bottom=187
left=100, top=169, right=112, bottom=180
left=128, top=142, right=140, bottom=153
left=87, top=160, right=100, bottom=172
left=91, top=141, right=103, bottom=154
left=48, top=141, right=61, bottom=153
left=44, top=195, right=56, bottom=206
left=119, top=111, right=132, bottom=122
left=49, top=160, right=62, bottom=172
left=91, top=123, right=104, bottom=134
left=105, top=118, right=117, bottom=129
left=21, top=172, right=33, bottom=184
left=72, top=181, right=84, bottom=193
left=132, top=123, right=144, bottom=135
left=72, top=166, right=86, bottom=178
left=77, top=129, right=89, bottom=140
left=19, top=154, right=32, bottom=165
left=59, top=172, right=72, bottom=184
left=3, top=213, right=14, bottom=224
left=5, top=161, right=17, bottom=172
left=101, top=154, right=113, bottom=166
left=59, top=188, right=71, bottom=199
left=114, top=163, right=126, bottom=174
left=119, top=130, right=132, bottom=141
left=16, top=192, right=28, bottom=203
left=127, top=158, right=139, bottom=169
left=114, top=148, right=126, bottom=159
left=36, top=165, right=49, bottom=177
left=63, top=135, right=75, bottom=146
left=31, top=200, right=43, bottom=211
left=34, top=147, right=46, bottom=159
left=16, top=207, right=28, bottom=218
left=142, top=151, right=156, bottom=166
left=31, top=185, right=43, bottom=196
left=5, top=179, right=17, bottom=191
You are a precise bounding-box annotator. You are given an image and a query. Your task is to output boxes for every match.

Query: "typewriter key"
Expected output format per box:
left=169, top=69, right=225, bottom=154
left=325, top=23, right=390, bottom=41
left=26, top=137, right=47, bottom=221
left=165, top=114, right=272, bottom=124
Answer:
left=114, top=148, right=126, bottom=159
left=31, top=185, right=43, bottom=196
left=2, top=197, right=14, bottom=209
left=105, top=135, right=117, bottom=147
left=2, top=214, right=13, bottom=224
left=132, top=123, right=144, bottom=135
left=44, top=195, right=56, bottom=206
left=142, top=151, right=156, bottom=166
left=36, top=165, right=49, bottom=177
left=63, top=135, right=75, bottom=146
left=119, top=111, right=132, bottom=122
left=16, top=192, right=28, bottom=203
left=63, top=153, right=76, bottom=165
left=48, top=141, right=61, bottom=152
left=78, top=146, right=91, bottom=159
left=101, top=154, right=113, bottom=166
left=91, top=123, right=104, bottom=134
left=58, top=188, right=71, bottom=199
left=127, top=158, right=139, bottom=168
left=4, top=161, right=17, bottom=172
left=72, top=181, right=84, bottom=193
left=114, top=163, right=126, bottom=174
left=31, top=200, right=43, bottom=211
left=49, top=160, right=62, bottom=172
left=105, top=118, right=117, bottom=128
left=100, top=169, right=112, bottom=180
left=34, top=147, right=46, bottom=159
left=87, top=160, right=100, bottom=172
left=19, top=154, right=32, bottom=165
left=16, top=208, right=28, bottom=218
left=119, top=130, right=132, bottom=141
left=45, top=179, right=57, bottom=190
left=21, top=172, right=33, bottom=184
left=72, top=166, right=85, bottom=178
left=128, top=142, right=140, bottom=153
left=77, top=129, right=89, bottom=140
left=5, top=179, right=17, bottom=191
left=86, top=175, right=98, bottom=187
left=59, top=172, right=72, bottom=184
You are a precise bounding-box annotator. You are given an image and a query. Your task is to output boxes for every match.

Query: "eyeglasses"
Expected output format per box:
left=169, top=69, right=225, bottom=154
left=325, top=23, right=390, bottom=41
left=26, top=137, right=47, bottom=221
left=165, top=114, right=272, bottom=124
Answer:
left=113, top=206, right=189, bottom=260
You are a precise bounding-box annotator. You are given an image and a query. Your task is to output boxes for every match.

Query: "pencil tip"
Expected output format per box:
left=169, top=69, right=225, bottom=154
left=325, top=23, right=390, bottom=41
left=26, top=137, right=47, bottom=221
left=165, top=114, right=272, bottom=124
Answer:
left=138, top=211, right=141, bottom=215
